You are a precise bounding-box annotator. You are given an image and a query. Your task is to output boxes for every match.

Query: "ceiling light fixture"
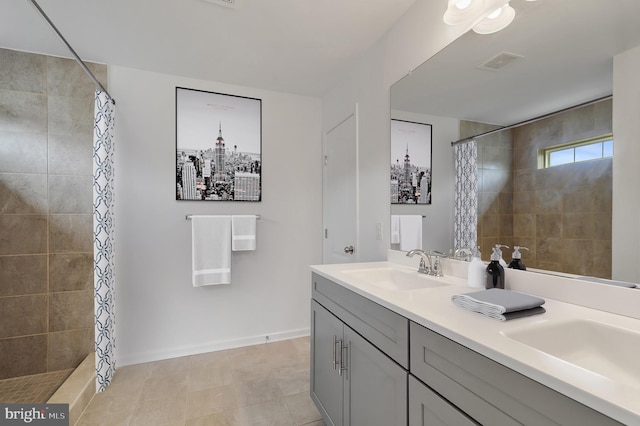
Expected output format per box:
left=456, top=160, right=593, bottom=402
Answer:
left=443, top=0, right=533, bottom=35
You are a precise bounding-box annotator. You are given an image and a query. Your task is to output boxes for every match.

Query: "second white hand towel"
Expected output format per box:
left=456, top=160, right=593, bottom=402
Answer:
left=192, top=215, right=232, bottom=286
left=399, top=215, right=422, bottom=251
left=232, top=215, right=257, bottom=251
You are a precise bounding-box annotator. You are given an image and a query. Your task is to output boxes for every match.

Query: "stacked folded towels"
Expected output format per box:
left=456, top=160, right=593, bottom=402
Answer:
left=451, top=288, right=546, bottom=321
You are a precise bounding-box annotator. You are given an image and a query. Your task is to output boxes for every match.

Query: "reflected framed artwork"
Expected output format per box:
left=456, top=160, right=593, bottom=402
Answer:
left=176, top=87, right=262, bottom=201
left=390, top=119, right=432, bottom=204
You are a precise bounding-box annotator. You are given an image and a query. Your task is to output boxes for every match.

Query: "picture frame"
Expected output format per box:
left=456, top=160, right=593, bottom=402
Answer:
left=390, top=119, right=432, bottom=204
left=176, top=87, right=262, bottom=201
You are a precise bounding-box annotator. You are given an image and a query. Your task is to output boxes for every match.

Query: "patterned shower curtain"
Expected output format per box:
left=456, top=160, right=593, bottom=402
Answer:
left=454, top=140, right=478, bottom=250
left=93, top=91, right=116, bottom=392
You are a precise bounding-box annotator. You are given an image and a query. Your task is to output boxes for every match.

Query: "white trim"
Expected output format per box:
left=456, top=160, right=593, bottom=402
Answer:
left=117, top=327, right=310, bottom=367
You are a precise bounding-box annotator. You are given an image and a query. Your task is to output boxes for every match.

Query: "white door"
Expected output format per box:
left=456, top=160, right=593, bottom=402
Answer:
left=323, top=109, right=358, bottom=264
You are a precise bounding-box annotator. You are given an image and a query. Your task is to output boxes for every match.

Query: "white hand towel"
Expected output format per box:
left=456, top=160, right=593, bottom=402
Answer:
left=191, top=215, right=231, bottom=286
left=390, top=215, right=400, bottom=244
left=232, top=215, right=257, bottom=251
left=399, top=215, right=422, bottom=251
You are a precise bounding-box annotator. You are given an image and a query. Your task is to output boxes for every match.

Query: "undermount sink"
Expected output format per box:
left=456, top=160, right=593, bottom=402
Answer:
left=503, top=319, right=640, bottom=388
left=342, top=267, right=448, bottom=291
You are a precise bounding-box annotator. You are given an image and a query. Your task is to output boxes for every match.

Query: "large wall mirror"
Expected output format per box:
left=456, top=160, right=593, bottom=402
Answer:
left=390, top=0, right=640, bottom=280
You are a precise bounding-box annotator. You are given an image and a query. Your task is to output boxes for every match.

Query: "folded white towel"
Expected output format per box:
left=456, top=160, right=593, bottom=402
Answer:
left=399, top=215, right=422, bottom=251
left=232, top=215, right=257, bottom=251
left=390, top=215, right=400, bottom=244
left=191, top=215, right=231, bottom=286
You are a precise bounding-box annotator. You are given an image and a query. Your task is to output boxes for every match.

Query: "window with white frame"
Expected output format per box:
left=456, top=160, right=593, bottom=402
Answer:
left=540, top=134, right=613, bottom=168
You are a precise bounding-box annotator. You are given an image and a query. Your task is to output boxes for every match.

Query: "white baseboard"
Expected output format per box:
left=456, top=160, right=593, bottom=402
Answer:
left=117, top=327, right=310, bottom=367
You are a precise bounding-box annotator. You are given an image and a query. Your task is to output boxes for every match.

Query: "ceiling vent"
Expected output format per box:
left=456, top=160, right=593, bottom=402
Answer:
left=203, top=0, right=239, bottom=9
left=477, top=52, right=523, bottom=71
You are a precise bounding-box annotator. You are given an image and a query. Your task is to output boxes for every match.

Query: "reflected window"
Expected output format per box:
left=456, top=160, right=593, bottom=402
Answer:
left=542, top=134, right=613, bottom=168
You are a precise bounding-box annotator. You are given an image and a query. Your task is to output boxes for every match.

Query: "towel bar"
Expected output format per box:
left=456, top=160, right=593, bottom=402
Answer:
left=185, top=214, right=261, bottom=220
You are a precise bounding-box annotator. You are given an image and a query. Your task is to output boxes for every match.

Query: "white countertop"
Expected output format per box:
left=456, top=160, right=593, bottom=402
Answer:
left=310, top=260, right=640, bottom=425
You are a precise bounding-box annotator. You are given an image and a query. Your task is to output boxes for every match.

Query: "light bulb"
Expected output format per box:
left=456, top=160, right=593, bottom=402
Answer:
left=487, top=7, right=502, bottom=19
left=455, top=0, right=472, bottom=9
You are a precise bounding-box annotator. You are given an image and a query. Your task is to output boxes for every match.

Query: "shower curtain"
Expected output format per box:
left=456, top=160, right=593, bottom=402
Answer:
left=93, top=91, right=116, bottom=392
left=454, top=140, right=478, bottom=251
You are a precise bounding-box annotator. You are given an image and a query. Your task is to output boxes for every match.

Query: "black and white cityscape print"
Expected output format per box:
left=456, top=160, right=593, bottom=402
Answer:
left=390, top=119, right=432, bottom=205
left=176, top=88, right=262, bottom=201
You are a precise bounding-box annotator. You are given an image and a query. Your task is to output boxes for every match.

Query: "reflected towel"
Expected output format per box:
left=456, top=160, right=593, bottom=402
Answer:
left=399, top=215, right=422, bottom=251
left=451, top=288, right=546, bottom=321
left=232, top=215, right=257, bottom=251
left=191, top=215, right=231, bottom=286
left=391, top=215, right=400, bottom=244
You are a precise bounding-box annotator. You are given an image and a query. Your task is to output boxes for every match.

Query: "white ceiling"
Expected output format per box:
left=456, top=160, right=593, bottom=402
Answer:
left=1, top=0, right=416, bottom=97
left=391, top=0, right=640, bottom=126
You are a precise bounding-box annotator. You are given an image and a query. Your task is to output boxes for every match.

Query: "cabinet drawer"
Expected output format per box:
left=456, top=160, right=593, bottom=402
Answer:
left=312, top=272, right=409, bottom=368
left=410, top=322, right=623, bottom=426
left=409, top=375, right=478, bottom=426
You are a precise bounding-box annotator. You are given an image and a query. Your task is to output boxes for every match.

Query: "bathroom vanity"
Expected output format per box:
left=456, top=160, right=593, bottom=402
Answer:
left=310, top=260, right=640, bottom=426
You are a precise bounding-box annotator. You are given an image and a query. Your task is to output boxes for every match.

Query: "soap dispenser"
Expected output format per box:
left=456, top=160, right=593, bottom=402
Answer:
left=468, top=246, right=485, bottom=288
left=508, top=246, right=529, bottom=270
left=494, top=244, right=509, bottom=268
left=486, top=246, right=505, bottom=289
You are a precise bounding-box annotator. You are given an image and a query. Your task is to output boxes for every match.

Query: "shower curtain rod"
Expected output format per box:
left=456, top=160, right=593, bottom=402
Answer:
left=28, top=0, right=115, bottom=104
left=450, top=95, right=612, bottom=147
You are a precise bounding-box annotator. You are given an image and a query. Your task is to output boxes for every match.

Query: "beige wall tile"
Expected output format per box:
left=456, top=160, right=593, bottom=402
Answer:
left=562, top=213, right=594, bottom=239
left=0, top=49, right=47, bottom=94
left=0, top=255, right=47, bottom=297
left=48, top=133, right=93, bottom=176
left=49, top=214, right=93, bottom=253
left=0, top=90, right=47, bottom=133
left=47, top=56, right=108, bottom=99
left=49, top=290, right=94, bottom=332
left=0, top=215, right=47, bottom=255
left=0, top=294, right=47, bottom=338
left=0, top=131, right=47, bottom=174
left=49, top=253, right=93, bottom=292
left=48, top=175, right=93, bottom=214
left=0, top=335, right=47, bottom=379
left=48, top=96, right=94, bottom=136
left=0, top=173, right=48, bottom=214
left=48, top=328, right=94, bottom=371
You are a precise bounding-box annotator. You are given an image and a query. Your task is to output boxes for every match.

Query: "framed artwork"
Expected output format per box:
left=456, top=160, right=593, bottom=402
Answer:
left=390, top=119, right=432, bottom=204
left=176, top=87, right=262, bottom=201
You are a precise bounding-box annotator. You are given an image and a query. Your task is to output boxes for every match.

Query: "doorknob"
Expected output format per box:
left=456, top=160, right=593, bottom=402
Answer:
left=344, top=246, right=354, bottom=254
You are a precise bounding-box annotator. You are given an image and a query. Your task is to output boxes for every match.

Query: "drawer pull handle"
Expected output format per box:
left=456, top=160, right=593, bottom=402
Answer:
left=339, top=344, right=348, bottom=376
left=333, top=337, right=342, bottom=370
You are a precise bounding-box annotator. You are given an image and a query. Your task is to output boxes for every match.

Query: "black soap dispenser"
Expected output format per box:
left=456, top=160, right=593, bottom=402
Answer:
left=508, top=246, right=529, bottom=271
left=486, top=246, right=505, bottom=289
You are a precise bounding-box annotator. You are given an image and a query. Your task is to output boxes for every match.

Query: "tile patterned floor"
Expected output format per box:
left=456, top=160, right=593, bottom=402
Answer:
left=0, top=369, right=73, bottom=404
left=76, top=337, right=325, bottom=426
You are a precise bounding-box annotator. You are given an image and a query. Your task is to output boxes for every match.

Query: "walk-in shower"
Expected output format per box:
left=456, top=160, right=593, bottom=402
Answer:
left=0, top=47, right=105, bottom=403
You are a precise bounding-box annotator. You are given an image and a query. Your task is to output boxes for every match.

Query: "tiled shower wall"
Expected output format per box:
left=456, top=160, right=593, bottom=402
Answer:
left=512, top=99, right=612, bottom=277
left=0, top=48, right=107, bottom=380
left=463, top=99, right=613, bottom=278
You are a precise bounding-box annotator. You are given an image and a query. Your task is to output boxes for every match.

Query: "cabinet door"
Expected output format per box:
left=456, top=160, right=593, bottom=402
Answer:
left=409, top=375, right=478, bottom=426
left=344, top=325, right=407, bottom=426
left=311, top=300, right=345, bottom=426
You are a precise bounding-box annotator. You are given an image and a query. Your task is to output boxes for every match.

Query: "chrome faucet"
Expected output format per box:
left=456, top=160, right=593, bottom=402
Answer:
left=454, top=247, right=473, bottom=261
left=406, top=249, right=434, bottom=275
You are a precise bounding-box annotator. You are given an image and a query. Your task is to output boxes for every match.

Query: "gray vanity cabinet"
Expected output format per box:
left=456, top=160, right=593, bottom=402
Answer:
left=310, top=272, right=408, bottom=426
left=409, top=321, right=623, bottom=426
left=408, top=375, right=478, bottom=426
left=311, top=300, right=407, bottom=426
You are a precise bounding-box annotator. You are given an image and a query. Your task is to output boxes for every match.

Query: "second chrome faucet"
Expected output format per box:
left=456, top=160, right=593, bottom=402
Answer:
left=406, top=249, right=444, bottom=277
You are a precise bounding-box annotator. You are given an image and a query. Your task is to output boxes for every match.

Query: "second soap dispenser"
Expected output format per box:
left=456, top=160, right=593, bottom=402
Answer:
left=468, top=246, right=485, bottom=288
left=508, top=246, right=529, bottom=270
left=486, top=246, right=505, bottom=289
